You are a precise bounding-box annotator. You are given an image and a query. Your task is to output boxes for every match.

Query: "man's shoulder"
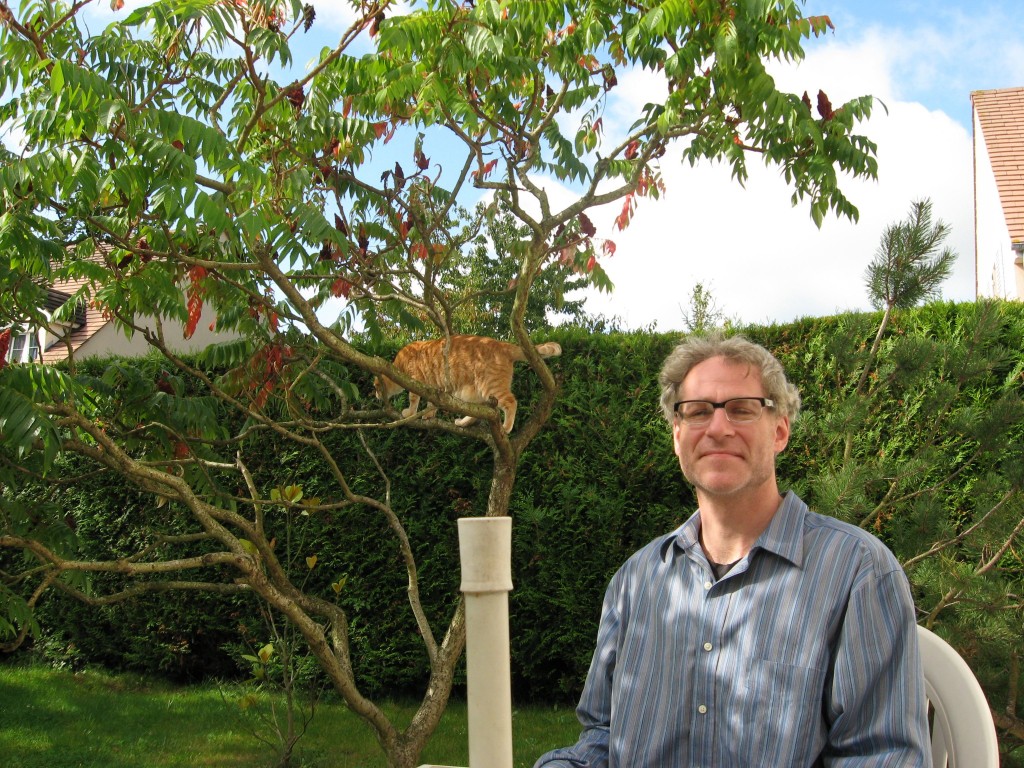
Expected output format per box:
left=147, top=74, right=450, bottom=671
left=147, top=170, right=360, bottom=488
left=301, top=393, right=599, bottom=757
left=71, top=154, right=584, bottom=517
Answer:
left=800, top=505, right=903, bottom=576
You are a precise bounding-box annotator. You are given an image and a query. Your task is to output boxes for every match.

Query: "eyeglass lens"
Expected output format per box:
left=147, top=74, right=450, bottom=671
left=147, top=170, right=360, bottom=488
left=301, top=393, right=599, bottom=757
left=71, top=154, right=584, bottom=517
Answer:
left=676, top=398, right=767, bottom=424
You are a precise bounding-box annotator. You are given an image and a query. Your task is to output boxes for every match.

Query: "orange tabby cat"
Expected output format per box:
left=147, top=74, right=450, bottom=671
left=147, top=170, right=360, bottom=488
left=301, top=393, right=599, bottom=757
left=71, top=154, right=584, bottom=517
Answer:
left=374, top=335, right=562, bottom=432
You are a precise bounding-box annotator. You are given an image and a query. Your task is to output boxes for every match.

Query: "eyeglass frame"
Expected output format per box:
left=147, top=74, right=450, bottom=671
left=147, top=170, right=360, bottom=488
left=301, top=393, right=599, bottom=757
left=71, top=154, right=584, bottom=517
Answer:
left=672, top=397, right=776, bottom=425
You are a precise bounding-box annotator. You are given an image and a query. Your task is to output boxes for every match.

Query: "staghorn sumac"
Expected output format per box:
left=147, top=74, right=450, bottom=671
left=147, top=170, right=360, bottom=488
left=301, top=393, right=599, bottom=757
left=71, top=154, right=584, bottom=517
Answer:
left=184, top=266, right=208, bottom=340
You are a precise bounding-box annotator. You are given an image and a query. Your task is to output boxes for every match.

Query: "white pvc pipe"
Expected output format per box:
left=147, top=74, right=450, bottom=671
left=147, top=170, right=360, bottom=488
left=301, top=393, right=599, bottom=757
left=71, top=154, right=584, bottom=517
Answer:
left=457, top=516, right=514, bottom=768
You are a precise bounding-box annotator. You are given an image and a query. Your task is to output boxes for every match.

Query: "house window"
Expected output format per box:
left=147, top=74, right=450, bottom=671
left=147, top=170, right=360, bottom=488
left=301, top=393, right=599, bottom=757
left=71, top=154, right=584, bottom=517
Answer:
left=6, top=330, right=41, bottom=363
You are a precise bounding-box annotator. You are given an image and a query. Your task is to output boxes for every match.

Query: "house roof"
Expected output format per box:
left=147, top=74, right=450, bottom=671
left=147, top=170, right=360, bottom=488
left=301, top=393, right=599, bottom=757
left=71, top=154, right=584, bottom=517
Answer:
left=972, top=86, right=1024, bottom=245
left=40, top=266, right=110, bottom=364
left=44, top=288, right=86, bottom=327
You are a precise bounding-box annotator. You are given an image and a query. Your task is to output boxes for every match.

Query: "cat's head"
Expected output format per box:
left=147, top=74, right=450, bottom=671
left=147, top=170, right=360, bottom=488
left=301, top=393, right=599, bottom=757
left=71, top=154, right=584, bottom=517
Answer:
left=373, top=374, right=403, bottom=400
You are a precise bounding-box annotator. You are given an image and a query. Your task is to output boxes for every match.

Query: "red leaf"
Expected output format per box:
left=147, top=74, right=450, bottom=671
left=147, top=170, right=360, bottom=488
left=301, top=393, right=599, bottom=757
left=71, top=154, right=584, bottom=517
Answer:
left=614, top=193, right=635, bottom=231
left=184, top=266, right=207, bottom=340
left=330, top=278, right=352, bottom=298
left=472, top=158, right=498, bottom=181
left=0, top=329, right=10, bottom=370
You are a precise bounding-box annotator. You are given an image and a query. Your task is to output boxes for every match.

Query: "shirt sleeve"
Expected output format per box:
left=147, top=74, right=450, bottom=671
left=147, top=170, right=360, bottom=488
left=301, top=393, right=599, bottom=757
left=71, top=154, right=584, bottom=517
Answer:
left=824, top=564, right=932, bottom=767
left=533, top=568, right=627, bottom=768
left=532, top=726, right=609, bottom=768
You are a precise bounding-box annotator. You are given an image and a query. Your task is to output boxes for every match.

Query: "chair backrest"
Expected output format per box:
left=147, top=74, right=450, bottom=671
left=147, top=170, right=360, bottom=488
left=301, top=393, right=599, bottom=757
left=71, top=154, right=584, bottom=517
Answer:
left=917, top=625, right=1000, bottom=767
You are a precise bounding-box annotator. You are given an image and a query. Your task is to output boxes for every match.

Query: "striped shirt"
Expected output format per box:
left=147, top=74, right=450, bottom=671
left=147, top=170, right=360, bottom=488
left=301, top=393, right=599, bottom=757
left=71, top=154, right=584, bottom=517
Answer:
left=534, top=492, right=931, bottom=768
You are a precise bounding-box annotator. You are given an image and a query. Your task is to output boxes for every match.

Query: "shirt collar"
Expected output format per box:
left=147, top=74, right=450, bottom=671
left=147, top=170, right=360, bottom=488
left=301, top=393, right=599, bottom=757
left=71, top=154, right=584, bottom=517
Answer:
left=662, top=490, right=806, bottom=568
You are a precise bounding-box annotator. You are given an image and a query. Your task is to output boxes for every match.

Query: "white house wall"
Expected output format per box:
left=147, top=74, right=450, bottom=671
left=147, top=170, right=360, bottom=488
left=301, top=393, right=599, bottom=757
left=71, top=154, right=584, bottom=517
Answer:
left=73, top=300, right=239, bottom=359
left=974, top=108, right=1016, bottom=299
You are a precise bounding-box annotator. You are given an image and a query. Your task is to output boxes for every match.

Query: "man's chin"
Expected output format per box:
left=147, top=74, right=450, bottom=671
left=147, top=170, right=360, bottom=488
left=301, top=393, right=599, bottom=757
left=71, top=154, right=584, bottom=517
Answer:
left=689, top=474, right=749, bottom=498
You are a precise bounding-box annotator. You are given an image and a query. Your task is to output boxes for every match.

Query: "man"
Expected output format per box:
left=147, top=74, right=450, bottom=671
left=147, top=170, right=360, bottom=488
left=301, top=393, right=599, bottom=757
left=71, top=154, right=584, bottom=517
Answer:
left=535, top=334, right=931, bottom=767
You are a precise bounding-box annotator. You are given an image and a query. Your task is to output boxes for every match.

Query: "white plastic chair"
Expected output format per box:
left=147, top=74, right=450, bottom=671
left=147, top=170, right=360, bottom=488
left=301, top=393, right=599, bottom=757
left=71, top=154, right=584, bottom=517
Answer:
left=918, top=624, right=1000, bottom=767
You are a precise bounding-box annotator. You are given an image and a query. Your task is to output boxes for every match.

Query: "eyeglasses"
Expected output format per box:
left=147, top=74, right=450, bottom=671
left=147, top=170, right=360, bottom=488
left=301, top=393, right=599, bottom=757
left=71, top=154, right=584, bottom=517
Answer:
left=673, top=397, right=775, bottom=426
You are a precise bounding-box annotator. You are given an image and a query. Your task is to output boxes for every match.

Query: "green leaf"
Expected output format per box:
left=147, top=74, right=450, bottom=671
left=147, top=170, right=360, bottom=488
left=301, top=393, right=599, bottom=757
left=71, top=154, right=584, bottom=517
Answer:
left=0, top=383, right=61, bottom=471
left=50, top=61, right=64, bottom=94
left=239, top=539, right=259, bottom=558
left=331, top=575, right=348, bottom=594
left=257, top=642, right=274, bottom=663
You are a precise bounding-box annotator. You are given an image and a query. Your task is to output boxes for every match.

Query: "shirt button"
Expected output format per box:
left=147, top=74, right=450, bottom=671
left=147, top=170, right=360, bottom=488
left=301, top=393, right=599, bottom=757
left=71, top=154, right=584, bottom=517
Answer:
left=698, top=704, right=708, bottom=714
left=704, top=581, right=713, bottom=590
left=703, top=642, right=713, bottom=651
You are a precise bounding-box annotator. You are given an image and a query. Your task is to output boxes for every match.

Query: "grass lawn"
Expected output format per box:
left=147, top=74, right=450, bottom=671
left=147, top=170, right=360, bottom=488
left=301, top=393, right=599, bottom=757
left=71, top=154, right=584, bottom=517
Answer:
left=0, top=664, right=581, bottom=767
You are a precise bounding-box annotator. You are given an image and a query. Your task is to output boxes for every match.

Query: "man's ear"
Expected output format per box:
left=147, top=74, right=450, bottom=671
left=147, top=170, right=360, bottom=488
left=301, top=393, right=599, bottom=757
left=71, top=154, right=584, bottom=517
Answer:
left=773, top=415, right=790, bottom=455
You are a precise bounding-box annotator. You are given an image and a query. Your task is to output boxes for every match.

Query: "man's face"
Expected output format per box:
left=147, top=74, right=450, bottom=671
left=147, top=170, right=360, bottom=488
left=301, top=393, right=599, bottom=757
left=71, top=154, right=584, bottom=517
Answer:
left=672, top=356, right=790, bottom=503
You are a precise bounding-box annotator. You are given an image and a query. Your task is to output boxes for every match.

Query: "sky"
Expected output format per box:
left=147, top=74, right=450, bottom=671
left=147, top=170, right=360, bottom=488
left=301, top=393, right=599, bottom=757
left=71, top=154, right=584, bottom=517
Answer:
left=45, top=1, right=1024, bottom=330
left=578, top=0, right=1024, bottom=330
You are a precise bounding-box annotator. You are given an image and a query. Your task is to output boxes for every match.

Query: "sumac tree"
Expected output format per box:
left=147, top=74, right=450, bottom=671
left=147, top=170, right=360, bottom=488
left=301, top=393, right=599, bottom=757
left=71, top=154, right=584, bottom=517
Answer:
left=0, top=1, right=878, bottom=765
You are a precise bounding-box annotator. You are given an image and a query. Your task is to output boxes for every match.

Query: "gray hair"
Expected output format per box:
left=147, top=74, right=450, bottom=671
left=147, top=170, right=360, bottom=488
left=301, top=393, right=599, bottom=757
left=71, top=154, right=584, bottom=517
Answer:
left=658, top=333, right=801, bottom=423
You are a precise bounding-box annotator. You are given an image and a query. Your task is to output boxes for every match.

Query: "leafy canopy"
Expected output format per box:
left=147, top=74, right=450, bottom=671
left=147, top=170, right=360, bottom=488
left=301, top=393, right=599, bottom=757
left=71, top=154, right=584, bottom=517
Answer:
left=1, top=1, right=881, bottom=765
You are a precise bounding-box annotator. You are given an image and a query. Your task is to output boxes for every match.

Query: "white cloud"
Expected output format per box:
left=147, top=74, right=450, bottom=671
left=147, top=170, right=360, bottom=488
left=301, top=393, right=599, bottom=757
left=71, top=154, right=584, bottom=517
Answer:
left=1, top=121, right=27, bottom=155
left=575, top=32, right=976, bottom=331
left=78, top=0, right=149, bottom=28
left=305, top=0, right=413, bottom=35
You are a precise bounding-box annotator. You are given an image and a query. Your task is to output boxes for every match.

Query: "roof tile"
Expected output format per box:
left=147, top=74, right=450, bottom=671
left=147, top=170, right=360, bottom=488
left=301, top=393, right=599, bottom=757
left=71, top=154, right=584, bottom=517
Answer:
left=972, top=87, right=1024, bottom=244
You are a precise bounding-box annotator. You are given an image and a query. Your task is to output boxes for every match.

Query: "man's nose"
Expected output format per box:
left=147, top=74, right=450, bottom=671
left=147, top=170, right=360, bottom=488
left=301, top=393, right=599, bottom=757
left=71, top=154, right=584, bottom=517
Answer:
left=703, top=405, right=735, bottom=434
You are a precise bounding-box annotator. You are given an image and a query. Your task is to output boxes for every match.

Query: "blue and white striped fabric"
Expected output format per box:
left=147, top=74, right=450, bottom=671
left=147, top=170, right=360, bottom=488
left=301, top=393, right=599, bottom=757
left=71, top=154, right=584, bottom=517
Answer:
left=534, top=492, right=931, bottom=768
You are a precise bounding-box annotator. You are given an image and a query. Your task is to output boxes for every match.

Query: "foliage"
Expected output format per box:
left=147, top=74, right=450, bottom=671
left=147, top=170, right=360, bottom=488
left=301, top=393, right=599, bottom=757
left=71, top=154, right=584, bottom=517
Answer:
left=680, top=281, right=734, bottom=333
left=5, top=303, right=1024, bottom=759
left=445, top=205, right=594, bottom=337
left=1, top=1, right=881, bottom=766
left=866, top=198, right=957, bottom=312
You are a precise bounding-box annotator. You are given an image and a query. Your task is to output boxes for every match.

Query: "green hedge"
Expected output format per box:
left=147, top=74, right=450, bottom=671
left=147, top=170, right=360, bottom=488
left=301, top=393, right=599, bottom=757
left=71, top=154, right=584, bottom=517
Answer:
left=7, top=302, right=1024, bottom=725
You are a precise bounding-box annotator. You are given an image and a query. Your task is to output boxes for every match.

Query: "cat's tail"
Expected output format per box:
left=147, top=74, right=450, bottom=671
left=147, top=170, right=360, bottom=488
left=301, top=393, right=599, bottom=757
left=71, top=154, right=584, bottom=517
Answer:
left=534, top=341, right=562, bottom=358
